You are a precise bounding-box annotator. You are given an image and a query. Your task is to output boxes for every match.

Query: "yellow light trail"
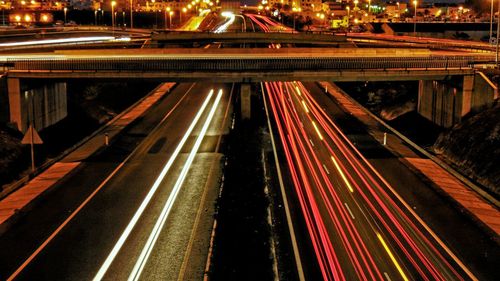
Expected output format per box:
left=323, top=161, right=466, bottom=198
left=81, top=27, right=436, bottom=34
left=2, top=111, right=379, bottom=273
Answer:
left=377, top=232, right=409, bottom=281
left=311, top=121, right=323, bottom=141
left=301, top=100, right=309, bottom=113
left=295, top=85, right=301, bottom=96
left=330, top=155, right=354, bottom=193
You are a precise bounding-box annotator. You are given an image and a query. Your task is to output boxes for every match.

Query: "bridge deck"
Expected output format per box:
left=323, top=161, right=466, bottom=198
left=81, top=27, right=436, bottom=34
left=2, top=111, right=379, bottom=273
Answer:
left=1, top=48, right=483, bottom=81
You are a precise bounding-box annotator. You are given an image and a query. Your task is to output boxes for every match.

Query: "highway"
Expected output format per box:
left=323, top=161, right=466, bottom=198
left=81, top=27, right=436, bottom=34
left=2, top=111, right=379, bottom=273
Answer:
left=1, top=12, right=498, bottom=280
left=0, top=82, right=232, bottom=280
left=263, top=81, right=480, bottom=280
left=252, top=13, right=489, bottom=281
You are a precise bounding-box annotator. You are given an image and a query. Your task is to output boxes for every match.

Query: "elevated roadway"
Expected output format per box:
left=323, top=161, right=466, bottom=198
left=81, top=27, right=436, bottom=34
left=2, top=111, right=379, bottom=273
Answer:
left=152, top=31, right=348, bottom=45
left=1, top=48, right=483, bottom=82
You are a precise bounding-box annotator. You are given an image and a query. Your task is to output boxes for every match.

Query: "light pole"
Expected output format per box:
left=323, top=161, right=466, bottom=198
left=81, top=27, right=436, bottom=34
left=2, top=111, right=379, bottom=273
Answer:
left=64, top=7, right=67, bottom=24
left=496, top=0, right=500, bottom=67
left=292, top=7, right=301, bottom=31
left=122, top=11, right=125, bottom=27
left=490, top=0, right=495, bottom=44
left=181, top=7, right=187, bottom=26
left=111, top=1, right=116, bottom=33
left=346, top=6, right=350, bottom=29
left=130, top=0, right=133, bottom=28
left=94, top=9, right=98, bottom=25
left=166, top=7, right=171, bottom=28
left=151, top=0, right=157, bottom=27
left=396, top=2, right=400, bottom=20
left=413, top=0, right=417, bottom=36
left=1, top=1, right=5, bottom=26
left=169, top=11, right=173, bottom=29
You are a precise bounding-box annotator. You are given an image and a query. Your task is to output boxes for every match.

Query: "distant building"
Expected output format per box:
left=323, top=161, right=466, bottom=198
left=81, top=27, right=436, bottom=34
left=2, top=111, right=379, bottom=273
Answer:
left=70, top=0, right=92, bottom=10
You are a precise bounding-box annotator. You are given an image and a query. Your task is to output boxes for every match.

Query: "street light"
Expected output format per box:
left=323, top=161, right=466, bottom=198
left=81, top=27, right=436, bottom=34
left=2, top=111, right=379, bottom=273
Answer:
left=164, top=7, right=170, bottom=29
left=181, top=7, right=187, bottom=25
left=63, top=7, right=67, bottom=24
left=94, top=9, right=98, bottom=25
left=169, top=11, right=173, bottom=29
left=292, top=7, right=301, bottom=32
left=346, top=6, right=350, bottom=29
left=490, top=0, right=495, bottom=44
left=413, top=0, right=417, bottom=36
left=130, top=0, right=133, bottom=28
left=151, top=0, right=157, bottom=27
left=496, top=0, right=500, bottom=67
left=111, top=1, right=116, bottom=33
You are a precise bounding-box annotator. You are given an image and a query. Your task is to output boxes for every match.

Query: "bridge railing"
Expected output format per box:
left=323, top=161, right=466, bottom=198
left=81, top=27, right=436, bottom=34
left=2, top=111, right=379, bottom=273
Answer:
left=7, top=56, right=475, bottom=72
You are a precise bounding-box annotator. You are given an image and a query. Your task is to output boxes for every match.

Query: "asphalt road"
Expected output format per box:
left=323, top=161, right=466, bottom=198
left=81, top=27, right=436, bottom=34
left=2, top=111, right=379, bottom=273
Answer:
left=0, top=82, right=231, bottom=280
left=263, top=80, right=496, bottom=280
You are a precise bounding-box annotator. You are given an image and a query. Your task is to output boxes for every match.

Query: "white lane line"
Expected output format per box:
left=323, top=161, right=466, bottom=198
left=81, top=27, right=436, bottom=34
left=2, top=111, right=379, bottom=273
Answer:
left=93, top=89, right=215, bottom=281
left=128, top=89, right=223, bottom=281
left=384, top=272, right=392, bottom=281
left=7, top=83, right=191, bottom=281
left=309, top=139, right=314, bottom=147
left=344, top=203, right=355, bottom=220
left=322, top=164, right=330, bottom=175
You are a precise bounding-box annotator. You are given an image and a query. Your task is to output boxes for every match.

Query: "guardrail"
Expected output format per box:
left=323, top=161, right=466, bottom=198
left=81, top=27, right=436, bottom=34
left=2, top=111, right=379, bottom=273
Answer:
left=7, top=56, right=475, bottom=72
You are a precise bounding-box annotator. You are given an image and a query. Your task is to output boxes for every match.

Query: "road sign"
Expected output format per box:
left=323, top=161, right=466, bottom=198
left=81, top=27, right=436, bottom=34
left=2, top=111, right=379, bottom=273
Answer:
left=21, top=125, right=43, bottom=145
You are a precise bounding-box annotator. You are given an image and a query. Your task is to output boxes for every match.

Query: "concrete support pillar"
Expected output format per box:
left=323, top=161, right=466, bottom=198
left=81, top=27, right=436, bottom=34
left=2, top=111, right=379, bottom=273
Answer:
left=459, top=75, right=474, bottom=118
left=240, top=83, right=251, bottom=120
left=6, top=79, right=67, bottom=133
left=417, top=80, right=434, bottom=122
left=0, top=77, right=9, bottom=123
left=7, top=78, right=26, bottom=132
left=418, top=79, right=458, bottom=128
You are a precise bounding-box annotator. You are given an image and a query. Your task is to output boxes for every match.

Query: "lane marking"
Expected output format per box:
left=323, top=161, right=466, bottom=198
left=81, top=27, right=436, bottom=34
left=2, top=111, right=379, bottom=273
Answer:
left=309, top=139, right=314, bottom=147
left=128, top=90, right=223, bottom=281
left=344, top=203, right=355, bottom=220
left=93, top=89, right=215, bottom=281
left=383, top=272, right=392, bottom=281
left=322, top=164, right=330, bottom=175
left=377, top=233, right=409, bottom=281
left=7, top=83, right=192, bottom=281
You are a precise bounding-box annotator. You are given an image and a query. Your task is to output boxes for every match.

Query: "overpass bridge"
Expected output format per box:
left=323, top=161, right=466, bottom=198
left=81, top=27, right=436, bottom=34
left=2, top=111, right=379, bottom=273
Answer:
left=0, top=48, right=496, bottom=131
left=1, top=48, right=481, bottom=82
left=151, top=31, right=349, bottom=46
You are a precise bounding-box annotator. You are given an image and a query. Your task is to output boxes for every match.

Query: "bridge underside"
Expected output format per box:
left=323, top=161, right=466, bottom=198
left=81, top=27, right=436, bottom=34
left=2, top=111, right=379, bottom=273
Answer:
left=7, top=69, right=473, bottom=82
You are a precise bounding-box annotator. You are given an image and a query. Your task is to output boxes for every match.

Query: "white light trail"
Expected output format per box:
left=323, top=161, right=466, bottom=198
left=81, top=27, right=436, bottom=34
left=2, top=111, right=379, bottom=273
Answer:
left=0, top=36, right=121, bottom=47
left=215, top=11, right=235, bottom=33
left=128, top=89, right=223, bottom=281
left=93, top=89, right=215, bottom=281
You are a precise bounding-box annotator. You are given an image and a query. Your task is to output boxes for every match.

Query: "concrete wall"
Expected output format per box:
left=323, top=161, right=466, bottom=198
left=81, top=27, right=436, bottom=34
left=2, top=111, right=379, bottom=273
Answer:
left=472, top=72, right=498, bottom=112
left=7, top=79, right=67, bottom=133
